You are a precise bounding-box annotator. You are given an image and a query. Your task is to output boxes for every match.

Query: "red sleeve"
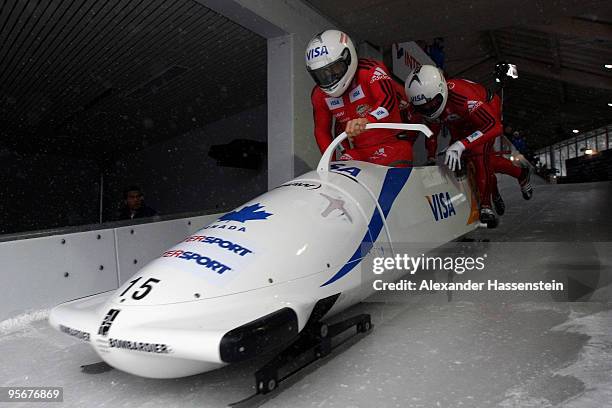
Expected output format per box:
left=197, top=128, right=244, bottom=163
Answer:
left=426, top=121, right=441, bottom=158
left=364, top=63, right=401, bottom=123
left=311, top=88, right=334, bottom=154
left=456, top=88, right=502, bottom=149
left=459, top=102, right=502, bottom=149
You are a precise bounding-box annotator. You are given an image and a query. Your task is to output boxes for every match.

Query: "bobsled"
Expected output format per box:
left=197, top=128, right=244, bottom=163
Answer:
left=49, top=123, right=480, bottom=382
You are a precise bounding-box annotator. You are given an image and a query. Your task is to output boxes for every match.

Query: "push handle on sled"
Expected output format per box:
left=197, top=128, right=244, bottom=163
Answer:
left=317, top=123, right=433, bottom=174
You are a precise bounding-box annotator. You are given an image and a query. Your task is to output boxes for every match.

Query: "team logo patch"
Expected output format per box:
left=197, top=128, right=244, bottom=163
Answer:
left=466, top=130, right=483, bottom=142
left=325, top=97, right=344, bottom=110
left=219, top=203, right=272, bottom=223
left=98, top=309, right=121, bottom=336
left=356, top=104, right=370, bottom=117
left=370, top=67, right=390, bottom=83
left=349, top=85, right=365, bottom=103
left=370, top=106, right=389, bottom=120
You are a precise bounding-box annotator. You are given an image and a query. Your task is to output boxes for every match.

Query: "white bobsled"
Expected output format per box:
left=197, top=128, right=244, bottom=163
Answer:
left=49, top=123, right=480, bottom=379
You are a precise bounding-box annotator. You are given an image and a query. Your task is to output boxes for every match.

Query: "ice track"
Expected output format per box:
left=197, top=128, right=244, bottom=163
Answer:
left=2, top=177, right=611, bottom=408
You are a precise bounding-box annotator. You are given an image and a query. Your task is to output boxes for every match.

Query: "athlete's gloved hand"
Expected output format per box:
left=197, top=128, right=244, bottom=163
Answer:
left=444, top=141, right=466, bottom=171
left=346, top=118, right=369, bottom=142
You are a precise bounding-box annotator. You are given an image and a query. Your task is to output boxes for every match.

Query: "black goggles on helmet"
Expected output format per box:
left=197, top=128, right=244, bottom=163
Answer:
left=307, top=48, right=351, bottom=90
left=413, top=94, right=444, bottom=117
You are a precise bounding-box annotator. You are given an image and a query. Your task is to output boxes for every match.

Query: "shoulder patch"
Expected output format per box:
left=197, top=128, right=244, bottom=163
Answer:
left=325, top=96, right=344, bottom=110
left=369, top=106, right=390, bottom=120
left=349, top=85, right=365, bottom=103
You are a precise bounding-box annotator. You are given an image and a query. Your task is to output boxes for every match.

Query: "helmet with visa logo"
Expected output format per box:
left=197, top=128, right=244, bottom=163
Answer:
left=305, top=30, right=357, bottom=97
left=404, top=65, right=448, bottom=120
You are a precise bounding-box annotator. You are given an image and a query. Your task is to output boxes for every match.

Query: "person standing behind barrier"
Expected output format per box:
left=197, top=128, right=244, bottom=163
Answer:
left=118, top=185, right=157, bottom=220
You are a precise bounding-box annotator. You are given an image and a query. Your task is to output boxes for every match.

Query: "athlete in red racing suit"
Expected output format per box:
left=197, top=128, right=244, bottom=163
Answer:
left=405, top=65, right=532, bottom=224
left=306, top=30, right=417, bottom=167
left=311, top=59, right=418, bottom=166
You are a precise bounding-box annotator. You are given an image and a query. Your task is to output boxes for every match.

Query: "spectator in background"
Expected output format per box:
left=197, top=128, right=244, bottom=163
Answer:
left=425, top=37, right=445, bottom=70
left=119, top=185, right=157, bottom=220
left=503, top=125, right=513, bottom=139
left=511, top=130, right=526, bottom=154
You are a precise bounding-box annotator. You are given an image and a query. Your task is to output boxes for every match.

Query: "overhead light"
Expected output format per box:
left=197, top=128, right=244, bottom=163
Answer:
left=572, top=129, right=579, bottom=133
left=581, top=147, right=596, bottom=155
left=608, top=102, right=612, bottom=107
left=605, top=64, right=612, bottom=69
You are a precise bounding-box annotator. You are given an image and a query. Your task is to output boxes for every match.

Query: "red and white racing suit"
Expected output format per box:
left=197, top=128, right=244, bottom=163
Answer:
left=311, top=58, right=419, bottom=167
left=425, top=78, right=522, bottom=207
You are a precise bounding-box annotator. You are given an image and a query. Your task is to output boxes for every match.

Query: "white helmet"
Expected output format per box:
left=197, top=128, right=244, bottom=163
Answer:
left=305, top=30, right=358, bottom=97
left=404, top=65, right=448, bottom=120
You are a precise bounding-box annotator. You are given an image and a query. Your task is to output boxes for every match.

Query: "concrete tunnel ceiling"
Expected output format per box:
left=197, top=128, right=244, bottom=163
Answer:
left=0, top=0, right=267, bottom=160
left=1, top=0, right=611, bottom=157
left=305, top=0, right=612, bottom=149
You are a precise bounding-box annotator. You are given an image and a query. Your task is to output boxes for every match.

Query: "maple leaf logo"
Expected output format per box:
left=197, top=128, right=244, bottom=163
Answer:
left=218, top=203, right=273, bottom=223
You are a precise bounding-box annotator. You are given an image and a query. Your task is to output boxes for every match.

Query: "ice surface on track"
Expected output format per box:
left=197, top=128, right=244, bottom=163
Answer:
left=1, top=177, right=611, bottom=407
left=549, top=310, right=612, bottom=407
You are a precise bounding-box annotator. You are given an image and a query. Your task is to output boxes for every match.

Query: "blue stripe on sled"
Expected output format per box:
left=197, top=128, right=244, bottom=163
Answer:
left=321, top=167, right=412, bottom=287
